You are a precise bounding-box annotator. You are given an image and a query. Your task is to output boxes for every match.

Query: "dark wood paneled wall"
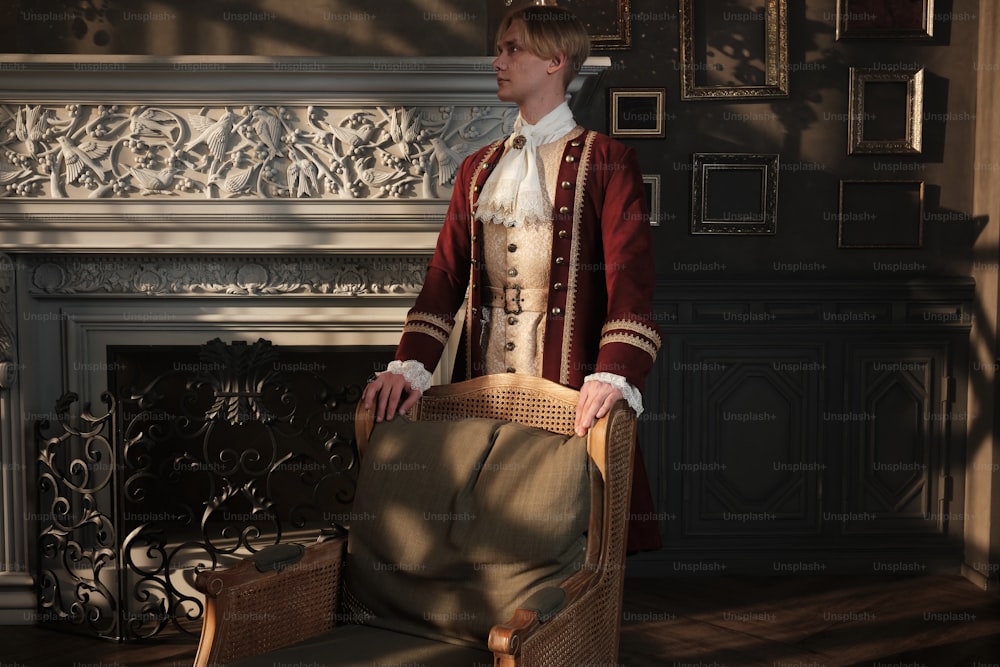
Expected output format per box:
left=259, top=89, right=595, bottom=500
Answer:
left=638, top=279, right=974, bottom=572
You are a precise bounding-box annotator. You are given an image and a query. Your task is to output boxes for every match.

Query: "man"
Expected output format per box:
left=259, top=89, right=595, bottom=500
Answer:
left=363, top=4, right=661, bottom=551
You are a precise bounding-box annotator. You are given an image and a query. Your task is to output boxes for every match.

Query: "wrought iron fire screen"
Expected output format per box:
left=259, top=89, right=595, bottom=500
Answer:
left=35, top=338, right=385, bottom=641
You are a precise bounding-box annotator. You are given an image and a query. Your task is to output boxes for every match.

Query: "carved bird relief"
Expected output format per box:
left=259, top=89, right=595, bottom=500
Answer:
left=325, top=124, right=361, bottom=150
left=15, top=105, right=50, bottom=154
left=127, top=166, right=177, bottom=195
left=207, top=160, right=259, bottom=197
left=323, top=118, right=378, bottom=153
left=184, top=111, right=236, bottom=164
left=56, top=136, right=109, bottom=184
left=129, top=107, right=179, bottom=142
left=357, top=155, right=404, bottom=187
left=428, top=137, right=468, bottom=185
left=386, top=106, right=422, bottom=148
left=286, top=159, right=319, bottom=198
left=248, top=109, right=284, bottom=158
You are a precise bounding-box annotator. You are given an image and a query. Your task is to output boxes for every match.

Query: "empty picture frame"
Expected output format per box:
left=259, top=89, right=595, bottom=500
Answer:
left=678, top=0, right=789, bottom=100
left=609, top=88, right=667, bottom=138
left=836, top=0, right=935, bottom=40
left=691, top=153, right=779, bottom=235
left=578, top=0, right=632, bottom=50
left=488, top=0, right=631, bottom=50
left=838, top=180, right=924, bottom=248
left=848, top=67, right=924, bottom=154
left=643, top=174, right=661, bottom=226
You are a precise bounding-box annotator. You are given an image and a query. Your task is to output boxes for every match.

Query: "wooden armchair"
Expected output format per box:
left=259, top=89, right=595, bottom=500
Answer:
left=192, top=374, right=637, bottom=667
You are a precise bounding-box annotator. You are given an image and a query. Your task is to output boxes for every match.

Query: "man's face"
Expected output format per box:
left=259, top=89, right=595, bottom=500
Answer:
left=492, top=20, right=556, bottom=105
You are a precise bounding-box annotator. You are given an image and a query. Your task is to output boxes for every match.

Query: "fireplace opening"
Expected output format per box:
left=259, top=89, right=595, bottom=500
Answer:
left=36, top=338, right=393, bottom=641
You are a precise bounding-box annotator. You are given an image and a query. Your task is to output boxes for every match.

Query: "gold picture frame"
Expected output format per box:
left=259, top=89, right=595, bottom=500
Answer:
left=836, top=0, right=935, bottom=40
left=579, top=0, right=632, bottom=50
left=490, top=0, right=631, bottom=50
left=678, top=0, right=789, bottom=100
left=848, top=67, right=924, bottom=155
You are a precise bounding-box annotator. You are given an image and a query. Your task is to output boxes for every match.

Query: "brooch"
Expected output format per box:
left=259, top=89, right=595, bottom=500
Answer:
left=511, top=135, right=526, bottom=149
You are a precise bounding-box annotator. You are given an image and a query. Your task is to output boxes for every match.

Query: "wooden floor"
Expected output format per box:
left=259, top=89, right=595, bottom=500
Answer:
left=619, top=575, right=1000, bottom=667
left=1, top=575, right=997, bottom=667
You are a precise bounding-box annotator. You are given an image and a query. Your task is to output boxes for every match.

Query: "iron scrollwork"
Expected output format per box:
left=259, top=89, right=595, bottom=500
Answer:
left=36, top=338, right=364, bottom=640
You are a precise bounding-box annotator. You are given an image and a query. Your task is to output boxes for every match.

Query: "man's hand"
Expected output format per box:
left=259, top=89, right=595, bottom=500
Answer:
left=575, top=380, right=623, bottom=437
left=362, top=372, right=422, bottom=423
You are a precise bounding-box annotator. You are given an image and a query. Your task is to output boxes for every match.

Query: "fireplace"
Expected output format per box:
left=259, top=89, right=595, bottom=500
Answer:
left=37, top=338, right=386, bottom=640
left=0, top=55, right=612, bottom=630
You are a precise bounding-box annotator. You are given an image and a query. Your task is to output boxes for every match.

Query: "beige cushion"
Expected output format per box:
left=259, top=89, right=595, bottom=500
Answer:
left=344, top=416, right=589, bottom=647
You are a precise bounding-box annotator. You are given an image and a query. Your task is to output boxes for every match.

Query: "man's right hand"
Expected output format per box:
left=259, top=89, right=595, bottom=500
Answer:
left=362, top=372, right=422, bottom=423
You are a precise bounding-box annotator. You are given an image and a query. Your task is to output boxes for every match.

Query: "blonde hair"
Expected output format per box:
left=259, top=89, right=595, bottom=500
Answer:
left=496, top=4, right=591, bottom=88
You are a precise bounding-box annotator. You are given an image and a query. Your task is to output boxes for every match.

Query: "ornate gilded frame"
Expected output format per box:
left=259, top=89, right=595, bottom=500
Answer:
left=836, top=0, right=935, bottom=40
left=583, top=0, right=632, bottom=50
left=492, top=0, right=631, bottom=50
left=848, top=67, right=924, bottom=155
left=691, top=153, right=779, bottom=235
left=678, top=0, right=789, bottom=100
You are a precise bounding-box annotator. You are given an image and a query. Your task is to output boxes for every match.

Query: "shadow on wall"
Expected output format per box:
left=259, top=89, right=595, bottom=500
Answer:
left=3, top=0, right=490, bottom=56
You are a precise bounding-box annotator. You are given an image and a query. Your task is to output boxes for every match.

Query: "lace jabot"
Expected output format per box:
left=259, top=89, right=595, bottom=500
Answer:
left=475, top=102, right=577, bottom=228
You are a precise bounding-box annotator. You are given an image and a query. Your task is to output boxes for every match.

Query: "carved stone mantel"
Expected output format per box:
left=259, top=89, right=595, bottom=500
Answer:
left=0, top=55, right=609, bottom=253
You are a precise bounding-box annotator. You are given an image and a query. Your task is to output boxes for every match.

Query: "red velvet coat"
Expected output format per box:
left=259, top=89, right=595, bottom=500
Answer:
left=396, top=128, right=661, bottom=392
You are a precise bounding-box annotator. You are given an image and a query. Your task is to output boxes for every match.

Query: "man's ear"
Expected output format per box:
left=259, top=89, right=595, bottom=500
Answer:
left=547, top=51, right=569, bottom=76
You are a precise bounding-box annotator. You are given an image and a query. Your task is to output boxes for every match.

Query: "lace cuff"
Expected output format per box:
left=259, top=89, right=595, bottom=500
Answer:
left=382, top=360, right=432, bottom=393
left=583, top=372, right=644, bottom=417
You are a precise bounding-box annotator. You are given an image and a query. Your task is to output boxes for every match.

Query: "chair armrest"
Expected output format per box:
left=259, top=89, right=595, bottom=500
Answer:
left=519, top=586, right=567, bottom=622
left=193, top=536, right=347, bottom=667
left=487, top=566, right=599, bottom=664
left=488, top=400, right=636, bottom=667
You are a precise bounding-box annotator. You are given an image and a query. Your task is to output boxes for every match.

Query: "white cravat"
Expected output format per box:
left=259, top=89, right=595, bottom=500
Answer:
left=476, top=102, right=577, bottom=228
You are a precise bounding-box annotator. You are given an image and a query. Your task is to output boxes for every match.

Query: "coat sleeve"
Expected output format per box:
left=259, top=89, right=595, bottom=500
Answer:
left=393, top=155, right=476, bottom=373
left=594, top=143, right=661, bottom=392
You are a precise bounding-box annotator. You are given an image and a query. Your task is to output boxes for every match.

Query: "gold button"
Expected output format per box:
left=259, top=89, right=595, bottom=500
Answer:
left=472, top=234, right=477, bottom=242
left=508, top=268, right=518, bottom=277
left=507, top=316, right=518, bottom=325
left=571, top=141, right=582, bottom=147
left=560, top=181, right=573, bottom=189
left=558, top=230, right=568, bottom=239
left=551, top=307, right=562, bottom=315
left=555, top=256, right=565, bottom=265
left=505, top=342, right=515, bottom=351
left=554, top=282, right=564, bottom=291
left=508, top=243, right=517, bottom=252
left=565, top=155, right=576, bottom=163
left=559, top=206, right=570, bottom=214
left=473, top=185, right=480, bottom=192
